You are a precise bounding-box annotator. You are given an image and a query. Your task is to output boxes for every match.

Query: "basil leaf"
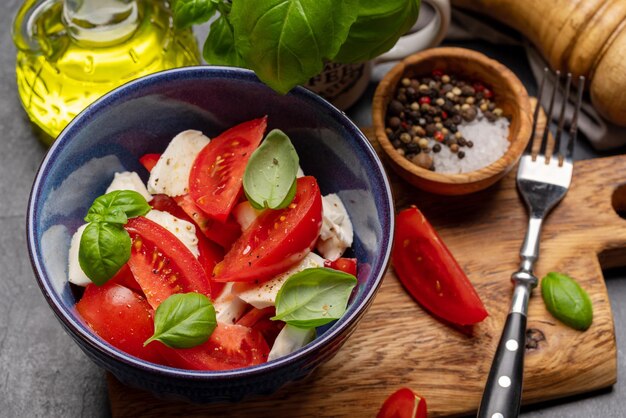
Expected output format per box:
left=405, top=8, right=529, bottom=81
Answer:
left=85, top=190, right=151, bottom=224
left=145, top=293, right=217, bottom=348
left=272, top=267, right=357, bottom=328
left=203, top=14, right=245, bottom=67
left=243, top=129, right=299, bottom=209
left=230, top=0, right=359, bottom=93
left=78, top=222, right=131, bottom=286
left=541, top=272, right=593, bottom=331
left=332, top=0, right=420, bottom=64
left=173, top=0, right=219, bottom=29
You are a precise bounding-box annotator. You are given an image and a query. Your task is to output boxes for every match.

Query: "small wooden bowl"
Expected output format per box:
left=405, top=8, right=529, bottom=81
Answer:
left=373, top=47, right=532, bottom=195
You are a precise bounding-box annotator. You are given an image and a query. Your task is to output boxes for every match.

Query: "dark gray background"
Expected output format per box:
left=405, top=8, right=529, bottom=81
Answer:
left=1, top=0, right=625, bottom=416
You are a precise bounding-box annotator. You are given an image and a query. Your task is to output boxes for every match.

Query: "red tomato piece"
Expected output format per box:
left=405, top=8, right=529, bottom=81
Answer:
left=76, top=282, right=161, bottom=363
left=377, top=388, right=427, bottom=418
left=213, top=176, right=323, bottom=283
left=324, top=258, right=357, bottom=276
left=189, top=117, right=267, bottom=222
left=155, top=323, right=269, bottom=371
left=392, top=207, right=488, bottom=325
left=139, top=153, right=161, bottom=172
left=108, top=263, right=143, bottom=295
left=125, top=216, right=211, bottom=309
left=237, top=307, right=285, bottom=347
left=173, top=194, right=241, bottom=249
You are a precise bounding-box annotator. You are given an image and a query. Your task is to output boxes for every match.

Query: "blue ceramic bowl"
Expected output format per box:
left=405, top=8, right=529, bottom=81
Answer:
left=27, top=67, right=394, bottom=403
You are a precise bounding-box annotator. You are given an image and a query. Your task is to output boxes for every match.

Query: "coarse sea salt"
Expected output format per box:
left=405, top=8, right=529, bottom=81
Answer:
left=430, top=111, right=510, bottom=174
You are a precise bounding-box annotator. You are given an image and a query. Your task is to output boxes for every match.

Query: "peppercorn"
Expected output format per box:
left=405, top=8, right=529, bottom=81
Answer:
left=433, top=143, right=442, bottom=153
left=400, top=132, right=411, bottom=143
left=410, top=102, right=419, bottom=111
left=458, top=151, right=465, bottom=159
left=452, top=87, right=462, bottom=96
left=415, top=126, right=426, bottom=137
left=388, top=116, right=401, bottom=128
left=450, top=144, right=459, bottom=153
left=461, top=107, right=477, bottom=122
left=418, top=138, right=429, bottom=149
left=425, top=124, right=436, bottom=136
left=412, top=152, right=433, bottom=170
left=441, top=74, right=451, bottom=83
left=401, top=77, right=411, bottom=87
left=389, top=100, right=403, bottom=115
left=467, top=140, right=474, bottom=148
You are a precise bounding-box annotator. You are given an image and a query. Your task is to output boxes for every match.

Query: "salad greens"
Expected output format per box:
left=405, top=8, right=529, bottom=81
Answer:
left=145, top=293, right=217, bottom=348
left=541, top=272, right=593, bottom=331
left=172, top=0, right=421, bottom=93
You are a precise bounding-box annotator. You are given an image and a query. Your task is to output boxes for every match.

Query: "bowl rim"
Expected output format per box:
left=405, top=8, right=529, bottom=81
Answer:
left=26, top=66, right=395, bottom=379
left=373, top=47, right=532, bottom=187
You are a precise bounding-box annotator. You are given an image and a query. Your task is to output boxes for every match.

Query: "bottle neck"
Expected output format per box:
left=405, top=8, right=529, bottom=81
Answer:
left=63, top=0, right=141, bottom=45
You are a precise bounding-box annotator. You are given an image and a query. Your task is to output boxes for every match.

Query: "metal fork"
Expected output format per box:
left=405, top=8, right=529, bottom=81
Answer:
left=477, top=69, right=585, bottom=418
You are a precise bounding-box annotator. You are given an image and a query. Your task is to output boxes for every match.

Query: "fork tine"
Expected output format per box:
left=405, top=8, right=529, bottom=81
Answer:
left=553, top=73, right=572, bottom=161
left=566, top=76, right=585, bottom=161
left=539, top=70, right=560, bottom=158
left=525, top=68, right=549, bottom=154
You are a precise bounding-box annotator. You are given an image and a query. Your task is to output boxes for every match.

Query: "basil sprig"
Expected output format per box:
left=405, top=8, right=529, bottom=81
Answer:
left=172, top=0, right=220, bottom=29
left=145, top=293, right=217, bottom=349
left=541, top=272, right=593, bottom=331
left=243, top=129, right=299, bottom=210
left=78, top=190, right=150, bottom=285
left=272, top=268, right=357, bottom=328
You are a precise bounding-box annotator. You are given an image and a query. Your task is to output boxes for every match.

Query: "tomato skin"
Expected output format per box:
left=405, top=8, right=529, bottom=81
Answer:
left=392, top=207, right=488, bottom=325
left=236, top=307, right=284, bottom=346
left=189, top=117, right=267, bottom=223
left=213, top=176, right=323, bottom=283
left=125, top=216, right=212, bottom=309
left=76, top=282, right=161, bottom=363
left=377, top=388, right=427, bottom=418
left=156, top=323, right=269, bottom=371
left=108, top=263, right=143, bottom=295
left=139, top=153, right=161, bottom=172
left=324, top=257, right=357, bottom=276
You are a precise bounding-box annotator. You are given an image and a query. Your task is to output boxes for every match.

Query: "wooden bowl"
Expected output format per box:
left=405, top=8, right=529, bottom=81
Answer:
left=373, top=47, right=532, bottom=195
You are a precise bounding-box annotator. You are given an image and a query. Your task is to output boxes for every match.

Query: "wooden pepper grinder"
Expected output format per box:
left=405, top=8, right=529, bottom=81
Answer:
left=452, top=0, right=626, bottom=127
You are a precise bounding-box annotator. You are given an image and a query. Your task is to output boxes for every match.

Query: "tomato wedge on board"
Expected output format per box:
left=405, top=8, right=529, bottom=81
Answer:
left=189, top=116, right=267, bottom=223
left=155, top=323, right=269, bottom=371
left=125, top=216, right=211, bottom=309
left=377, top=388, right=427, bottom=418
left=213, top=176, right=323, bottom=283
left=392, top=207, right=488, bottom=325
left=139, top=153, right=161, bottom=172
left=76, top=282, right=161, bottom=363
left=324, top=257, right=357, bottom=276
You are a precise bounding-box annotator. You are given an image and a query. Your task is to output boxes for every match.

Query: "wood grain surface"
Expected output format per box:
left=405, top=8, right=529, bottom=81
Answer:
left=108, top=127, right=623, bottom=417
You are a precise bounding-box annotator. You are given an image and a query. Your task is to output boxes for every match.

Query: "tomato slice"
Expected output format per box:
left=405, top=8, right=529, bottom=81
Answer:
left=76, top=282, right=161, bottom=363
left=213, top=176, right=323, bottom=283
left=324, top=257, right=357, bottom=276
left=236, top=307, right=284, bottom=347
left=155, top=323, right=269, bottom=371
left=189, top=117, right=267, bottom=222
left=173, top=194, right=241, bottom=249
left=125, top=216, right=211, bottom=309
left=139, top=153, right=161, bottom=172
left=108, top=263, right=143, bottom=295
left=392, top=207, right=488, bottom=325
left=377, top=388, right=427, bottom=418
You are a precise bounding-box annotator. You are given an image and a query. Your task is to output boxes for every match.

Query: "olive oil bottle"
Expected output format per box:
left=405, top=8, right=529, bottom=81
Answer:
left=13, top=0, right=200, bottom=144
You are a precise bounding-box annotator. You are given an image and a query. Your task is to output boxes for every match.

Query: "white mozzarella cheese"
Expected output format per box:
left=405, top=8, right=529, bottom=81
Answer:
left=235, top=252, right=325, bottom=309
left=232, top=201, right=263, bottom=231
left=105, top=171, right=152, bottom=202
left=68, top=224, right=91, bottom=287
left=316, top=193, right=353, bottom=261
left=144, top=210, right=199, bottom=257
left=296, top=166, right=305, bottom=178
left=147, top=130, right=210, bottom=197
left=267, top=324, right=316, bottom=362
left=213, top=283, right=248, bottom=324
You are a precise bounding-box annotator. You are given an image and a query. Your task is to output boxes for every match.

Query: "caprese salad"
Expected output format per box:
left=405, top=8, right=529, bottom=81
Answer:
left=68, top=117, right=359, bottom=371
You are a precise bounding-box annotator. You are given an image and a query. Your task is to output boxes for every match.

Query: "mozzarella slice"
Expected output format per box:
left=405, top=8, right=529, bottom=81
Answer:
left=68, top=224, right=91, bottom=287
left=147, top=130, right=210, bottom=197
left=296, top=166, right=305, bottom=178
left=232, top=201, right=263, bottom=231
left=105, top=171, right=152, bottom=202
left=235, top=252, right=325, bottom=309
left=213, top=283, right=248, bottom=324
left=144, top=210, right=199, bottom=257
left=268, top=325, right=316, bottom=362
left=316, top=193, right=353, bottom=261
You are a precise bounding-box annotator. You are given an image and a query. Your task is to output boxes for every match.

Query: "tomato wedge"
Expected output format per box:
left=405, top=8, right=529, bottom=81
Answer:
left=236, top=307, right=284, bottom=347
left=76, top=282, right=161, bottom=363
left=139, top=153, right=161, bottom=172
left=392, top=207, right=488, bottom=325
left=377, top=388, right=427, bottom=418
left=325, top=257, right=357, bottom=276
left=125, top=216, right=211, bottom=309
left=155, top=323, right=269, bottom=371
left=109, top=263, right=143, bottom=295
left=213, top=176, right=323, bottom=283
left=189, top=117, right=267, bottom=222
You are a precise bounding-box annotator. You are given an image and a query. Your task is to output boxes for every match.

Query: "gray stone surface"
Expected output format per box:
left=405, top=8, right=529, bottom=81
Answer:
left=0, top=1, right=624, bottom=417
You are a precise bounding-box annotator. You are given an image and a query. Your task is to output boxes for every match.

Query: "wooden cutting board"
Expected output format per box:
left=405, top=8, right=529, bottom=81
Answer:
left=107, top=127, right=623, bottom=417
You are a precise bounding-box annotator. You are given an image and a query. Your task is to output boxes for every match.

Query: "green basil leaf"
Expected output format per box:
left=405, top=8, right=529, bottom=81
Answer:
left=78, top=222, right=131, bottom=286
left=243, top=129, right=299, bottom=209
left=272, top=267, right=357, bottom=328
left=541, top=272, right=593, bottom=331
left=332, top=0, right=420, bottom=64
left=85, top=190, right=151, bottom=224
left=230, top=0, right=359, bottom=93
left=203, top=14, right=245, bottom=67
left=145, top=293, right=217, bottom=348
left=173, top=0, right=219, bottom=29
